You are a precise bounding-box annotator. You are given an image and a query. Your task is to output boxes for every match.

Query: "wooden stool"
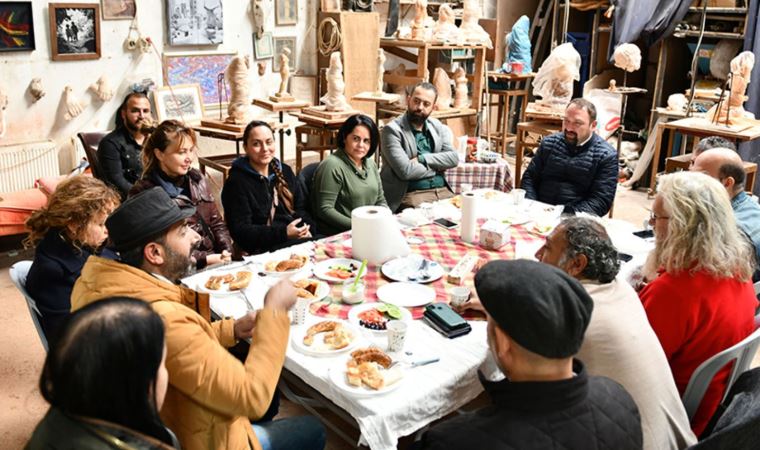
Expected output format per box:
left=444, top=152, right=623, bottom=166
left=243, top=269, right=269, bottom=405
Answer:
left=295, top=125, right=338, bottom=173
left=665, top=153, right=757, bottom=193
left=514, top=121, right=562, bottom=188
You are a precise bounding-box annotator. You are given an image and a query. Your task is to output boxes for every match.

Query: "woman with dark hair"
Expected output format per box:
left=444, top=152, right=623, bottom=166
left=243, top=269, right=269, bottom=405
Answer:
left=222, top=120, right=316, bottom=254
left=27, top=297, right=176, bottom=449
left=130, top=120, right=232, bottom=269
left=311, top=114, right=387, bottom=235
left=25, top=175, right=120, bottom=345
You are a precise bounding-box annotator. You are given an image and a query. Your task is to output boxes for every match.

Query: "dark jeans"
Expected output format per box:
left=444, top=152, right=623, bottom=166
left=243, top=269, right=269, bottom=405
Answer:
left=252, top=416, right=326, bottom=450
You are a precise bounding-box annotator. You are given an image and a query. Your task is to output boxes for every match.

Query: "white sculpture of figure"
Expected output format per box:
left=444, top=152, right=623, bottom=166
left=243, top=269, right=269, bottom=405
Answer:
left=390, top=63, right=408, bottom=107
left=320, top=52, right=351, bottom=112
left=613, top=43, right=642, bottom=73
left=432, top=4, right=461, bottom=43
left=63, top=86, right=86, bottom=121
left=452, top=67, right=469, bottom=109
left=707, top=51, right=756, bottom=125
left=433, top=68, right=452, bottom=110
left=459, top=0, right=493, bottom=48
left=375, top=49, right=386, bottom=96
left=29, top=78, right=45, bottom=102
left=532, top=43, right=581, bottom=112
left=0, top=88, right=7, bottom=138
left=89, top=75, right=115, bottom=102
left=272, top=48, right=295, bottom=102
left=225, top=55, right=252, bottom=124
left=410, top=0, right=428, bottom=40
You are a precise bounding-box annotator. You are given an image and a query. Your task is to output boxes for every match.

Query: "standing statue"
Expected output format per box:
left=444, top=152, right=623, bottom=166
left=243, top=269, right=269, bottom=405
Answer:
left=375, top=49, right=386, bottom=96
left=432, top=4, right=461, bottom=43
left=63, top=86, right=86, bottom=121
left=89, top=75, right=115, bottom=102
left=320, top=52, right=352, bottom=112
left=225, top=55, right=252, bottom=124
left=433, top=68, right=452, bottom=110
left=410, top=0, right=428, bottom=40
left=707, top=51, right=755, bottom=125
left=459, top=0, right=493, bottom=48
left=452, top=67, right=469, bottom=109
left=532, top=43, right=581, bottom=112
left=272, top=48, right=295, bottom=102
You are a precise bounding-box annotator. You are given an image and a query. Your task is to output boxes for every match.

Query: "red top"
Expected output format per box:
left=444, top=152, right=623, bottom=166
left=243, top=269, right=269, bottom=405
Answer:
left=640, top=269, right=757, bottom=436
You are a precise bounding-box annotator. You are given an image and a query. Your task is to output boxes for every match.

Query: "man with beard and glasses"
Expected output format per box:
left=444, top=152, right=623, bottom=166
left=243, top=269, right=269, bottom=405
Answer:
left=380, top=82, right=459, bottom=212
left=98, top=92, right=154, bottom=198
left=71, top=187, right=326, bottom=450
left=521, top=98, right=618, bottom=216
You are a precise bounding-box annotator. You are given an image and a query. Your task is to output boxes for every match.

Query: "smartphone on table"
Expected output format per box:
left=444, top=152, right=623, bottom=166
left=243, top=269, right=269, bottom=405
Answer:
left=423, top=303, right=471, bottom=338
left=433, top=218, right=459, bottom=229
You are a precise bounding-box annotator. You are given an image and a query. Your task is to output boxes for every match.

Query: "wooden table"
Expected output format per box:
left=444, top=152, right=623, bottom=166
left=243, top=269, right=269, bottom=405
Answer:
left=648, top=117, right=760, bottom=195
left=482, top=71, right=535, bottom=156
left=252, top=98, right=310, bottom=162
left=513, top=120, right=562, bottom=188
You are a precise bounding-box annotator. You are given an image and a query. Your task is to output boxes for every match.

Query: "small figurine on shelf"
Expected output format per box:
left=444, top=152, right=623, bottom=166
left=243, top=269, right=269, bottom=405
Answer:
left=410, top=0, right=428, bottom=41
left=459, top=0, right=493, bottom=48
left=225, top=55, right=252, bottom=123
left=320, top=52, right=352, bottom=112
left=432, top=4, right=461, bottom=43
left=531, top=43, right=581, bottom=113
left=453, top=67, right=469, bottom=109
left=271, top=48, right=295, bottom=103
left=707, top=51, right=756, bottom=126
left=433, top=68, right=452, bottom=111
left=374, top=48, right=386, bottom=96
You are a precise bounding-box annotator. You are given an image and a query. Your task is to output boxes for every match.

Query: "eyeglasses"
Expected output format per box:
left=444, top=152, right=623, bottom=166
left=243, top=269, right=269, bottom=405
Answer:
left=649, top=211, right=670, bottom=223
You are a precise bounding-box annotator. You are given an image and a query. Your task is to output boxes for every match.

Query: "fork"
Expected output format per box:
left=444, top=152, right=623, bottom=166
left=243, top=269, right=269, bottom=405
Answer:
left=408, top=259, right=431, bottom=282
left=240, top=289, right=256, bottom=312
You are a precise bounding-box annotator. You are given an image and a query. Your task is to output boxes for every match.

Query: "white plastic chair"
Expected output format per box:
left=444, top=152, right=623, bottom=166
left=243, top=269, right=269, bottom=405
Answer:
left=10, top=261, right=48, bottom=352
left=681, top=317, right=760, bottom=421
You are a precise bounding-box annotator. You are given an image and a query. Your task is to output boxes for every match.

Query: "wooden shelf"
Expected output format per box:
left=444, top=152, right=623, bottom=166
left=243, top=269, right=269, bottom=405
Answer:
left=673, top=30, right=744, bottom=39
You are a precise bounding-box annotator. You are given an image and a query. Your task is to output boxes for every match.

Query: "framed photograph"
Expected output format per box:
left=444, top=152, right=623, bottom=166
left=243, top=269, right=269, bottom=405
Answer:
left=253, top=32, right=273, bottom=60
left=275, top=0, right=297, bottom=26
left=101, top=0, right=135, bottom=20
left=292, top=75, right=317, bottom=105
left=153, top=84, right=205, bottom=125
left=163, top=52, right=235, bottom=109
left=49, top=3, right=101, bottom=61
left=0, top=2, right=35, bottom=52
left=167, top=0, right=223, bottom=46
left=273, top=36, right=297, bottom=72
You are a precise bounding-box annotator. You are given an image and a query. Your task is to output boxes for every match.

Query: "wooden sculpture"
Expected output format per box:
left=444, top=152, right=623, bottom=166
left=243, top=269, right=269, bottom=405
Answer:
left=452, top=67, right=469, bottom=109
left=433, top=68, right=452, bottom=110
left=271, top=48, right=295, bottom=102
left=225, top=55, right=252, bottom=124
left=410, top=0, right=428, bottom=41
left=375, top=49, right=386, bottom=95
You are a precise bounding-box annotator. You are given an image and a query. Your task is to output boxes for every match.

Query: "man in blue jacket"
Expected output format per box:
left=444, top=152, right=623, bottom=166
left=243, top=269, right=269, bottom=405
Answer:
left=521, top=98, right=618, bottom=216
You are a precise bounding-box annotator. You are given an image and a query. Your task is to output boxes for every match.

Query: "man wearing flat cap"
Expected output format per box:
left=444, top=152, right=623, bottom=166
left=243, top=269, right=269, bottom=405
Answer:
left=71, top=187, right=326, bottom=450
left=418, top=260, right=643, bottom=450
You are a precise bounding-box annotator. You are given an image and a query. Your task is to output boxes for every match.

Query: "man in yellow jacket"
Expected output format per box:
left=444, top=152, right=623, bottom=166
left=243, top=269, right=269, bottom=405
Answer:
left=71, top=187, right=325, bottom=450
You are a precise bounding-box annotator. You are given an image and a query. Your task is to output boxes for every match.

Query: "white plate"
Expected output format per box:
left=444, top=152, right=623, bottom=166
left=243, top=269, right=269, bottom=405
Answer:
left=295, top=279, right=331, bottom=302
left=196, top=269, right=256, bottom=296
left=347, top=303, right=413, bottom=336
left=381, top=255, right=444, bottom=284
left=313, top=258, right=364, bottom=282
left=291, top=321, right=359, bottom=357
left=376, top=282, right=436, bottom=307
left=328, top=360, right=404, bottom=398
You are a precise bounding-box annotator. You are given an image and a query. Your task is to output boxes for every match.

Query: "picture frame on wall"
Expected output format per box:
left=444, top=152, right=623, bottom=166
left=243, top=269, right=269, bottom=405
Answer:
left=163, top=52, right=235, bottom=110
left=0, top=2, right=35, bottom=52
left=273, top=36, right=296, bottom=72
left=101, top=0, right=135, bottom=20
left=167, top=0, right=223, bottom=46
left=291, top=75, right=317, bottom=105
left=49, top=3, right=101, bottom=61
left=275, top=0, right=297, bottom=26
left=253, top=32, right=274, bottom=60
left=153, top=84, right=205, bottom=125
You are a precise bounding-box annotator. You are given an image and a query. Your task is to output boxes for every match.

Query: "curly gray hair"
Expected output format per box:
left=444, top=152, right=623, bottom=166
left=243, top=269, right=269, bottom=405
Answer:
left=559, top=216, right=620, bottom=283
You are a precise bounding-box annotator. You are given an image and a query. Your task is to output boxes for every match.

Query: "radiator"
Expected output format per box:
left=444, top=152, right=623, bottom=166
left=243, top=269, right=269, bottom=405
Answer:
left=0, top=140, right=59, bottom=193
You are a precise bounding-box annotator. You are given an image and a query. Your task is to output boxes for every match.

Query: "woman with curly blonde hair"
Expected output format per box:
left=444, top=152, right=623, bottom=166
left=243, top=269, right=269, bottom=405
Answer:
left=640, top=171, right=758, bottom=436
left=25, top=175, right=120, bottom=345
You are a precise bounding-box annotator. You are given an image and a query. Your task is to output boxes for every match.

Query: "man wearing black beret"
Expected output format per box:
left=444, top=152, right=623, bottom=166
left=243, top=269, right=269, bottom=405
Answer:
left=418, top=260, right=643, bottom=450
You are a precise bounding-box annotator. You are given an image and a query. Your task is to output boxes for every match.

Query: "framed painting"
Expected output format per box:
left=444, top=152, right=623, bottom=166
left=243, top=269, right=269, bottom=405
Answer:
left=0, top=2, right=34, bottom=52
left=153, top=84, right=205, bottom=125
left=292, top=75, right=317, bottom=105
left=167, top=0, right=223, bottom=46
left=253, top=32, right=273, bottom=60
left=275, top=0, right=297, bottom=26
left=273, top=36, right=296, bottom=72
left=49, top=3, right=101, bottom=61
left=163, top=52, right=235, bottom=109
left=101, top=0, right=135, bottom=20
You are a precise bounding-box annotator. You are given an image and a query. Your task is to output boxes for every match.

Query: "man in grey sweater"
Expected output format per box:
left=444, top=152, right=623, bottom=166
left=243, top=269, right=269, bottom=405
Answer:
left=380, top=82, right=459, bottom=212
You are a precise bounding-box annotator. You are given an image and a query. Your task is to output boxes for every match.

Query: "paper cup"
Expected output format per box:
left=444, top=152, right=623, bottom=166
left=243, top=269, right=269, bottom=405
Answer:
left=450, top=286, right=471, bottom=308
left=292, top=298, right=309, bottom=325
left=386, top=321, right=408, bottom=353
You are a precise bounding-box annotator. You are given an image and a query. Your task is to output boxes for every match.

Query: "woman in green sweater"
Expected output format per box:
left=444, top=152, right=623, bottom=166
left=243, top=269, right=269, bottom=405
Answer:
left=312, top=114, right=388, bottom=235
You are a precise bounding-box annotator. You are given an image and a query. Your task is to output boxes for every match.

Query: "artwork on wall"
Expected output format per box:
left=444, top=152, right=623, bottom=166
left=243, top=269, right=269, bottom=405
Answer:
left=275, top=0, right=297, bottom=26
left=163, top=52, right=234, bottom=109
left=101, top=0, right=135, bottom=20
left=153, top=84, right=205, bottom=125
left=49, top=3, right=101, bottom=61
left=0, top=2, right=35, bottom=52
left=273, top=36, right=296, bottom=72
left=253, top=32, right=274, bottom=60
left=292, top=75, right=317, bottom=105
left=167, top=0, right=223, bottom=46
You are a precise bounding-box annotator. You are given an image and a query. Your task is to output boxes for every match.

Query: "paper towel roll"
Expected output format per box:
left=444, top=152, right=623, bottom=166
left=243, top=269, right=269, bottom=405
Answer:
left=351, top=206, right=410, bottom=265
left=460, top=192, right=477, bottom=243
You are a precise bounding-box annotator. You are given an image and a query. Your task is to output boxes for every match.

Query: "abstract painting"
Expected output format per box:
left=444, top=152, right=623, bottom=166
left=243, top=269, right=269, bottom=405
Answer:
left=167, top=0, right=223, bottom=46
left=101, top=0, right=135, bottom=20
left=163, top=52, right=235, bottom=109
left=0, top=2, right=34, bottom=52
left=153, top=84, right=205, bottom=125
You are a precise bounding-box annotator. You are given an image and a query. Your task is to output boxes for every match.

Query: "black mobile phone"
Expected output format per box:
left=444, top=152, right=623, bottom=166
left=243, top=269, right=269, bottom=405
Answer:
left=433, top=218, right=459, bottom=229
left=633, top=229, right=654, bottom=239
left=618, top=252, right=633, bottom=262
left=423, top=303, right=471, bottom=338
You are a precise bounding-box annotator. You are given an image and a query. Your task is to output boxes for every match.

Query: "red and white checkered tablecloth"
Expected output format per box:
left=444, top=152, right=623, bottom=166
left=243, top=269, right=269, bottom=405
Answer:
left=309, top=221, right=542, bottom=320
left=444, top=159, right=513, bottom=193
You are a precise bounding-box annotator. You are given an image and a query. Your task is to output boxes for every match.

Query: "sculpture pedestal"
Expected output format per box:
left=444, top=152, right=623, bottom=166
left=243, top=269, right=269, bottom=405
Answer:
left=270, top=93, right=296, bottom=103
left=200, top=118, right=248, bottom=133
left=301, top=105, right=358, bottom=121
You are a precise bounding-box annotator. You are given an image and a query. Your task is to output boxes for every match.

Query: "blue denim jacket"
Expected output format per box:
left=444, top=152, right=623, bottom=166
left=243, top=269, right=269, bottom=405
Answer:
left=732, top=191, right=760, bottom=264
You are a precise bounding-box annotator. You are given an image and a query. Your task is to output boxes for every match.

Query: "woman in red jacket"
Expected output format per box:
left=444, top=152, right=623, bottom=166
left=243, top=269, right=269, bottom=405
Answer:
left=130, top=120, right=232, bottom=269
left=640, top=171, right=758, bottom=437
